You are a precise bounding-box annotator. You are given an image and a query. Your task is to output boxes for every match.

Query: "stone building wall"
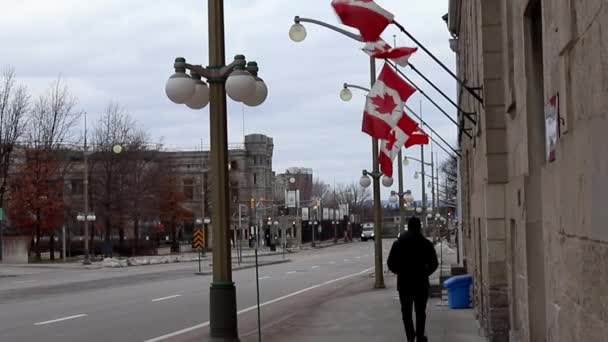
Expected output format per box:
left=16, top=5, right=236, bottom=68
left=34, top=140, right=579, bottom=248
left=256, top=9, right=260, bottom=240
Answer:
left=449, top=0, right=608, bottom=341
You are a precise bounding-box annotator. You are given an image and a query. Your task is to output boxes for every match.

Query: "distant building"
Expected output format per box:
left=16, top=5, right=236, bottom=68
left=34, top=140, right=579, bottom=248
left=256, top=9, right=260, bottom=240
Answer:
left=6, top=134, right=275, bottom=253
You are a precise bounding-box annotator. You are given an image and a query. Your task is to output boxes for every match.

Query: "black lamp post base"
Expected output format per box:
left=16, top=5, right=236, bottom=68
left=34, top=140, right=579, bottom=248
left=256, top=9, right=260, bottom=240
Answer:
left=209, top=282, right=240, bottom=341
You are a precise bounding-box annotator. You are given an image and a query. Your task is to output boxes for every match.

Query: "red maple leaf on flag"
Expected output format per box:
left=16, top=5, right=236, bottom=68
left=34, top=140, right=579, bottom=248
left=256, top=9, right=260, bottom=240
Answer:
left=386, top=130, right=398, bottom=150
left=371, top=94, right=397, bottom=115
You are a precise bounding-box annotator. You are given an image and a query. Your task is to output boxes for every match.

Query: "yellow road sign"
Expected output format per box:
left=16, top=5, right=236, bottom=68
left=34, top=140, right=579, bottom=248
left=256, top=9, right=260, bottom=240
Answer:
left=193, top=229, right=205, bottom=249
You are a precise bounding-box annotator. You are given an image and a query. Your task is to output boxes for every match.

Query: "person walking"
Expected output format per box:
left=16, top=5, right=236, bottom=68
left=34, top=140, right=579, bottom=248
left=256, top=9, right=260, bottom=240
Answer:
left=387, top=216, right=438, bottom=342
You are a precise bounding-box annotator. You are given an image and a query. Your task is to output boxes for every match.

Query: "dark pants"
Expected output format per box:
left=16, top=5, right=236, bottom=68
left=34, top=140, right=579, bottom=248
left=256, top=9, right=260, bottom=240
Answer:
left=398, top=285, right=429, bottom=341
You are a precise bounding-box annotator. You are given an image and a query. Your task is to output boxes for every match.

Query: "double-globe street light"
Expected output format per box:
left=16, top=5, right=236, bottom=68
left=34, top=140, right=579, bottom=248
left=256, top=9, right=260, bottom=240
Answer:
left=165, top=1, right=268, bottom=339
left=291, top=16, right=387, bottom=289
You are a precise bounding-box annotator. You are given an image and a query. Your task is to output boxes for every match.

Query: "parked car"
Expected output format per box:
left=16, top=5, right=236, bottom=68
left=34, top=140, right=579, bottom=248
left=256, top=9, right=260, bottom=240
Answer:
left=361, top=223, right=374, bottom=241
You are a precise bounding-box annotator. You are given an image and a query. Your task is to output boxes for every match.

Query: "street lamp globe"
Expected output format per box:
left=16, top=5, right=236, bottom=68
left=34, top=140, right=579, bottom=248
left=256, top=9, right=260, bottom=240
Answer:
left=225, top=68, right=256, bottom=102
left=339, top=87, right=353, bottom=102
left=415, top=207, right=422, bottom=214
left=243, top=76, right=268, bottom=107
left=112, top=144, right=123, bottom=154
left=203, top=218, right=211, bottom=224
left=359, top=175, right=372, bottom=188
left=186, top=78, right=210, bottom=109
left=403, top=157, right=410, bottom=166
left=435, top=213, right=441, bottom=219
left=404, top=192, right=415, bottom=205
left=389, top=194, right=399, bottom=204
left=381, top=176, right=394, bottom=187
left=289, top=23, right=307, bottom=42
left=427, top=181, right=432, bottom=188
left=195, top=218, right=203, bottom=225
left=77, top=214, right=85, bottom=221
left=289, top=177, right=296, bottom=184
left=414, top=172, right=419, bottom=180
left=427, top=213, right=432, bottom=219
left=86, top=214, right=96, bottom=221
left=165, top=68, right=196, bottom=104
left=273, top=221, right=279, bottom=226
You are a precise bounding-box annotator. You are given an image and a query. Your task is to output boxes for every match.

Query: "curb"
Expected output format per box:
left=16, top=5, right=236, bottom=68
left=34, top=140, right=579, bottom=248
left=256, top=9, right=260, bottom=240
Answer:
left=194, top=259, right=292, bottom=275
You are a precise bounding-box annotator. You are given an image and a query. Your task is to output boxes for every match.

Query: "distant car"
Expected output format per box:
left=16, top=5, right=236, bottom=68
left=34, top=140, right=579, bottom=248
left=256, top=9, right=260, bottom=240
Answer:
left=361, top=223, right=374, bottom=241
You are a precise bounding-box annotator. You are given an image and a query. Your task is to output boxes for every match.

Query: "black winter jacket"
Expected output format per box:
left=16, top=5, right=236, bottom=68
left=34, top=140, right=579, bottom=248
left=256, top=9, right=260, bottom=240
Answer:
left=387, top=231, right=438, bottom=290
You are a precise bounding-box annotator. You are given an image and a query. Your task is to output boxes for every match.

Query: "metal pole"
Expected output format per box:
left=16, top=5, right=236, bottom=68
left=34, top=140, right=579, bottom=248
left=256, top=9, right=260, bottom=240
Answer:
left=238, top=205, right=242, bottom=265
left=397, top=149, right=405, bottom=232
left=62, top=225, right=66, bottom=263
left=370, top=56, right=385, bottom=289
left=457, top=157, right=463, bottom=265
left=255, top=246, right=262, bottom=342
left=207, top=0, right=238, bottom=339
left=83, top=112, right=91, bottom=265
left=393, top=35, right=406, bottom=234
left=420, top=102, right=427, bottom=232
left=392, top=20, right=484, bottom=105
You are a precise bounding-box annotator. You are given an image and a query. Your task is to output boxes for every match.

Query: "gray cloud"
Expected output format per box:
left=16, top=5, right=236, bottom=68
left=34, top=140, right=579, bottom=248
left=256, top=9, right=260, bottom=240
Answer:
left=0, top=0, right=459, bottom=202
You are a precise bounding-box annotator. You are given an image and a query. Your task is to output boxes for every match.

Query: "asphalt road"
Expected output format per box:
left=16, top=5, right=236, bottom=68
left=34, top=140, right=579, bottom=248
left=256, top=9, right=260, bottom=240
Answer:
left=0, top=241, right=389, bottom=342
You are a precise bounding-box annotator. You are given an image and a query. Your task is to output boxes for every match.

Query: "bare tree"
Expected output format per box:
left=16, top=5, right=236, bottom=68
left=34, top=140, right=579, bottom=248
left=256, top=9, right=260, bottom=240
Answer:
left=333, top=182, right=371, bottom=219
left=90, top=102, right=147, bottom=256
left=0, top=67, right=29, bottom=215
left=439, top=156, right=458, bottom=202
left=21, top=77, right=81, bottom=260
left=119, top=133, right=159, bottom=255
left=312, top=178, right=330, bottom=200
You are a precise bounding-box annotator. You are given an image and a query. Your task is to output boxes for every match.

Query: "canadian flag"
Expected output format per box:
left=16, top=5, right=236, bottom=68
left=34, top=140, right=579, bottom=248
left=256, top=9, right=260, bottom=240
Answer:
left=362, top=63, right=416, bottom=140
left=362, top=39, right=418, bottom=67
left=378, top=114, right=422, bottom=178
left=404, top=127, right=430, bottom=148
left=331, top=0, right=394, bottom=42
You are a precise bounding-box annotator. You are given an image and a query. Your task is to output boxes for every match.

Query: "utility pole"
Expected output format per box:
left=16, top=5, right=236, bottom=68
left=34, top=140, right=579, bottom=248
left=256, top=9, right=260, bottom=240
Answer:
left=420, top=101, right=427, bottom=230
left=83, top=112, right=91, bottom=265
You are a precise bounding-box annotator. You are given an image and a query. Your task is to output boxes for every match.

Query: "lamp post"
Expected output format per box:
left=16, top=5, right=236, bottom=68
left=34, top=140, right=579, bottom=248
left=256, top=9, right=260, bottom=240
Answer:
left=290, top=16, right=387, bottom=288
left=273, top=220, right=279, bottom=251
left=165, top=2, right=268, bottom=339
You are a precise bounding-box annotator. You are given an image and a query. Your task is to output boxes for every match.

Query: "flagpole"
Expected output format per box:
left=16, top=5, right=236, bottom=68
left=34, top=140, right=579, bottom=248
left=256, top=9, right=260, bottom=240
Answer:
left=419, top=101, right=427, bottom=231
left=393, top=35, right=406, bottom=233
left=369, top=56, right=385, bottom=289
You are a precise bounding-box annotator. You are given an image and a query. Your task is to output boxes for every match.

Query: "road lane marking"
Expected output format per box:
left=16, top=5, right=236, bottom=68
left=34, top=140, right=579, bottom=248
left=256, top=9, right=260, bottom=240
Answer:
left=311, top=266, right=319, bottom=269
left=34, top=314, right=87, bottom=326
left=152, top=295, right=181, bottom=302
left=355, top=256, right=361, bottom=259
left=344, top=259, right=350, bottom=262
left=258, top=276, right=270, bottom=280
left=143, top=267, right=374, bottom=342
left=286, top=271, right=296, bottom=274
left=13, top=280, right=35, bottom=284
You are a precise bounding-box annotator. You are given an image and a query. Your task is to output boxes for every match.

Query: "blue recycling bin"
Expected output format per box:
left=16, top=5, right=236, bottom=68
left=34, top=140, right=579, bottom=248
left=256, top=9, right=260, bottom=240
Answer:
left=443, top=274, right=473, bottom=309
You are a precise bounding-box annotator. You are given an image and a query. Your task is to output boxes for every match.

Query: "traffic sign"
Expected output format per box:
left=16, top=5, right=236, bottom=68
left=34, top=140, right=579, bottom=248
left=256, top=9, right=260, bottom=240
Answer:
left=192, top=229, right=205, bottom=249
left=0, top=207, right=3, bottom=220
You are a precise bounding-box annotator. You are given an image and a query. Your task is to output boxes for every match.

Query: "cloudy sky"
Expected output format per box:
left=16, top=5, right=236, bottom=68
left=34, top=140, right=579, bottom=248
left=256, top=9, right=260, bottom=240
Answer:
left=0, top=0, right=458, bottom=201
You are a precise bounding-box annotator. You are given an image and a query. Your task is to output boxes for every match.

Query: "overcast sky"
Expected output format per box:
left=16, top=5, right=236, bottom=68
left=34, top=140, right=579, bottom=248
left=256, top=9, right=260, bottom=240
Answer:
left=0, top=0, right=458, bottom=202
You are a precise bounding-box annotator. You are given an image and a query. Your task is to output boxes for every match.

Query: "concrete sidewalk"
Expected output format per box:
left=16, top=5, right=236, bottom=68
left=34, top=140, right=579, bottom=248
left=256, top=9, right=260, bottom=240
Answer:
left=249, top=272, right=483, bottom=342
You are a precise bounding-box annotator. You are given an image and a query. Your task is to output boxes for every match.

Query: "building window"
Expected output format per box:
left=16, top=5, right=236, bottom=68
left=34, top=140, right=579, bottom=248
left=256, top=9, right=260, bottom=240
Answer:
left=230, top=160, right=238, bottom=170
left=71, top=179, right=84, bottom=195
left=183, top=178, right=194, bottom=200
left=253, top=173, right=257, bottom=185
